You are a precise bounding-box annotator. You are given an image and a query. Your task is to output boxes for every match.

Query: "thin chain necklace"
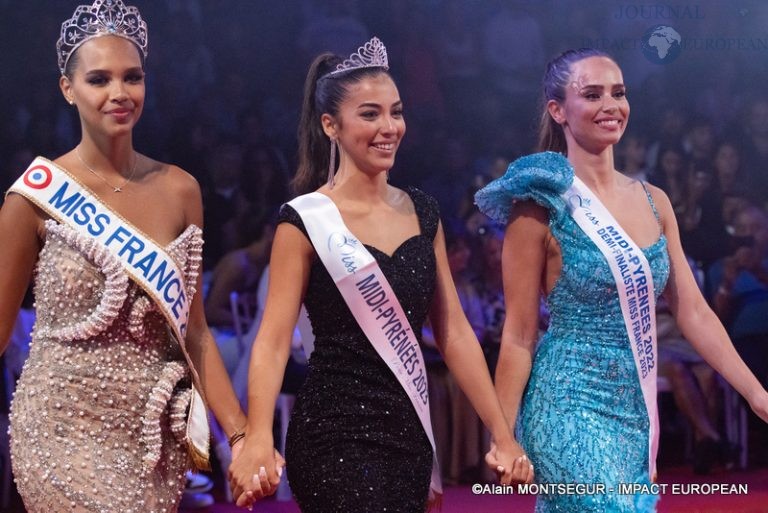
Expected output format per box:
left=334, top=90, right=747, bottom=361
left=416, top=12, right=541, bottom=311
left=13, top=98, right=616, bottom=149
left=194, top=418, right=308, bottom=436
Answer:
left=75, top=146, right=138, bottom=193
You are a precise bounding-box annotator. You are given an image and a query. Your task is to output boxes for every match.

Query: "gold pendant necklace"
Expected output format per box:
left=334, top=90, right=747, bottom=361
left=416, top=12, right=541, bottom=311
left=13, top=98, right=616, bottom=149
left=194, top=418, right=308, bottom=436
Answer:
left=75, top=146, right=138, bottom=192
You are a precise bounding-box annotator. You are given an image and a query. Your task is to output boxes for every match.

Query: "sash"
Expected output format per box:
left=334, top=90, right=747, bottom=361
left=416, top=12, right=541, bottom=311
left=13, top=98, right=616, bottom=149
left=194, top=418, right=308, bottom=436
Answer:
left=9, top=157, right=210, bottom=469
left=563, top=175, right=659, bottom=480
left=288, top=192, right=442, bottom=498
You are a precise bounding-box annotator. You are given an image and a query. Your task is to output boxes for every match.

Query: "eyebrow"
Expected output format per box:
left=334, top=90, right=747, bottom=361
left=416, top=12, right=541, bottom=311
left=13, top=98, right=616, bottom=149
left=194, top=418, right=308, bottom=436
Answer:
left=84, top=66, right=144, bottom=75
left=579, top=83, right=626, bottom=90
left=356, top=100, right=403, bottom=109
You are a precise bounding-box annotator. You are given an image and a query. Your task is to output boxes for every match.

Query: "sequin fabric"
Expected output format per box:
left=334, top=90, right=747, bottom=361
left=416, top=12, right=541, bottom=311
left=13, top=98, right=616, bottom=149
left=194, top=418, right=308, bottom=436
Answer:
left=476, top=152, right=671, bottom=513
left=280, top=187, right=437, bottom=513
left=10, top=218, right=203, bottom=513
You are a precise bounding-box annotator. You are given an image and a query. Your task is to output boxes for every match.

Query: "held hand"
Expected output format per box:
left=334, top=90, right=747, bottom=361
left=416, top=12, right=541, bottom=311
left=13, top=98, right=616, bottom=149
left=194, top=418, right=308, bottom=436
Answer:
left=485, top=440, right=534, bottom=486
left=748, top=389, right=768, bottom=424
left=228, top=436, right=284, bottom=510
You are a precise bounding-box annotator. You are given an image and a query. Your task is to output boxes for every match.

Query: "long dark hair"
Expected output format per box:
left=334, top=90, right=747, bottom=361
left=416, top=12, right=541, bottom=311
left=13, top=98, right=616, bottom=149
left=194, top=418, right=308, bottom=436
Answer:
left=292, top=54, right=391, bottom=195
left=537, top=48, right=613, bottom=154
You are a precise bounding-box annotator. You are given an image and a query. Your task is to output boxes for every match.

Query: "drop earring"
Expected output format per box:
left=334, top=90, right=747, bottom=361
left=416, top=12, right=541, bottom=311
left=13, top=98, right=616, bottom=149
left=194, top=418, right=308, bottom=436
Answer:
left=327, top=138, right=338, bottom=189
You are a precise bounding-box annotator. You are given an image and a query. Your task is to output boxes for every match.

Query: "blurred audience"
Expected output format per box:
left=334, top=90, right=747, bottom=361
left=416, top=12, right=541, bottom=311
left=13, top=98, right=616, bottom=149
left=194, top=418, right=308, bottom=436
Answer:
left=2, top=4, right=768, bottom=503
left=658, top=258, right=734, bottom=474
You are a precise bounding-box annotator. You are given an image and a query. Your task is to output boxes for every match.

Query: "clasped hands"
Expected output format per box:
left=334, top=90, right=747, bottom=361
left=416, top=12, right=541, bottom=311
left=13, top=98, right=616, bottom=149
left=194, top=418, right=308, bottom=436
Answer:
left=228, top=436, right=285, bottom=510
left=227, top=437, right=535, bottom=509
left=486, top=439, right=535, bottom=486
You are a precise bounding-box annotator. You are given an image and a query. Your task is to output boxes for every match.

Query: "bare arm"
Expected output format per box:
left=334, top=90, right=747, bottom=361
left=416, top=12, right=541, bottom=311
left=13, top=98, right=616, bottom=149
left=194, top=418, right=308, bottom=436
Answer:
left=429, top=220, right=531, bottom=483
left=494, top=201, right=549, bottom=430
left=229, top=221, right=313, bottom=504
left=653, top=187, right=768, bottom=421
left=176, top=173, right=247, bottom=439
left=0, top=194, right=43, bottom=354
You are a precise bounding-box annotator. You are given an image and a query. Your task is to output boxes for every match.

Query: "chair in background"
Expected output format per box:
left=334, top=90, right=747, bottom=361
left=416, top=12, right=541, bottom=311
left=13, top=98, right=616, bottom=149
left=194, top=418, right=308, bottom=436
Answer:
left=658, top=375, right=748, bottom=469
left=229, top=290, right=297, bottom=501
left=657, top=375, right=693, bottom=458
left=230, top=290, right=256, bottom=355
left=721, top=378, right=749, bottom=469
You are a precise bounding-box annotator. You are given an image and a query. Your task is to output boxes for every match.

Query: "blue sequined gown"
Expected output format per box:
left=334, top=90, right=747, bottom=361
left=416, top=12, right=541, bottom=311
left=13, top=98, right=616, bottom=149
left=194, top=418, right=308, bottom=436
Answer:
left=476, top=152, right=670, bottom=513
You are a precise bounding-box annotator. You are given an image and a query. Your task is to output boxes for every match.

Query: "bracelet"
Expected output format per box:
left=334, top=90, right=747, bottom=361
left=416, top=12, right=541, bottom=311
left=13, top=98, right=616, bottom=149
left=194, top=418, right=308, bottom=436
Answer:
left=228, top=428, right=246, bottom=448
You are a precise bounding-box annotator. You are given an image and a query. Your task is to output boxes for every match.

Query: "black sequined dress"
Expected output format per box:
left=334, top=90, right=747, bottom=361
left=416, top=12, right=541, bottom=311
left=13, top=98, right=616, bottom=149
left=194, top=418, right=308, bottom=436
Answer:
left=281, top=187, right=437, bottom=512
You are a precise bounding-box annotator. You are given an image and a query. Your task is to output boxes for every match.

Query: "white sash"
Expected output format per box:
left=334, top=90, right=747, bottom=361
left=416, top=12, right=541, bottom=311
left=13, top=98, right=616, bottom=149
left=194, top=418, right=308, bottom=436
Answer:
left=288, top=192, right=442, bottom=497
left=563, top=175, right=659, bottom=480
left=9, top=157, right=210, bottom=467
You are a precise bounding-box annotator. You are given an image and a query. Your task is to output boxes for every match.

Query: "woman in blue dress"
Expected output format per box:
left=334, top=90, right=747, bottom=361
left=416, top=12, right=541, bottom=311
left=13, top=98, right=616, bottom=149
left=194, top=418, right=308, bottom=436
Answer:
left=476, top=48, right=768, bottom=512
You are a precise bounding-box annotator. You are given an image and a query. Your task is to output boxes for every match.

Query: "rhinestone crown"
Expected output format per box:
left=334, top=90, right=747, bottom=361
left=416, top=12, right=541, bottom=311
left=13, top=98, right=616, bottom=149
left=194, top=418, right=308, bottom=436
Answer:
left=327, top=37, right=388, bottom=77
left=57, top=0, right=148, bottom=74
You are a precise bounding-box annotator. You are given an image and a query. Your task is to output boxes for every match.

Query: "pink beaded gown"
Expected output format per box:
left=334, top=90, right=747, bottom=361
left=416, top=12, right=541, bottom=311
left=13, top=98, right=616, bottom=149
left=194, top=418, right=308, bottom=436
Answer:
left=9, top=218, right=203, bottom=513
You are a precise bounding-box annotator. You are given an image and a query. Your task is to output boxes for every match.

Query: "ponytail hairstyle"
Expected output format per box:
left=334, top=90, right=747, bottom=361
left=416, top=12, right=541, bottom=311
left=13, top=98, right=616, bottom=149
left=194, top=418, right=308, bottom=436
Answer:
left=537, top=48, right=614, bottom=155
left=292, top=54, right=392, bottom=195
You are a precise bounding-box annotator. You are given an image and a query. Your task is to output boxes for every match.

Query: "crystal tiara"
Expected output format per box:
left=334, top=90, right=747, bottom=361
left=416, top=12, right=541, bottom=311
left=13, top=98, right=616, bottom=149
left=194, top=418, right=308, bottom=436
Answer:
left=57, top=0, right=148, bottom=74
left=327, top=36, right=389, bottom=77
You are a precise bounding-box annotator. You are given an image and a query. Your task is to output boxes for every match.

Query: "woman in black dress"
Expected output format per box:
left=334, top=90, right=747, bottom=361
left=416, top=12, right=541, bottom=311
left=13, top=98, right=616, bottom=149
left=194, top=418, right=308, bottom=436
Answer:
left=228, top=38, right=528, bottom=512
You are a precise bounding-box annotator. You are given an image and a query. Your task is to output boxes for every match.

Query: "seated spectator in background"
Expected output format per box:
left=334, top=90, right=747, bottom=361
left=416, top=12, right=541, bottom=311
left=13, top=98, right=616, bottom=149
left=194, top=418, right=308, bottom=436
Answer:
left=649, top=145, right=688, bottom=212
left=205, top=211, right=274, bottom=343
left=618, top=132, right=651, bottom=182
left=230, top=264, right=310, bottom=410
left=679, top=161, right=730, bottom=269
left=457, top=174, right=491, bottom=236
left=714, top=140, right=744, bottom=197
left=211, top=259, right=308, bottom=497
left=202, top=139, right=248, bottom=268
left=658, top=258, right=732, bottom=474
left=422, top=219, right=486, bottom=484
left=242, top=145, right=289, bottom=218
left=741, top=97, right=768, bottom=208
left=721, top=191, right=753, bottom=237
left=683, top=116, right=716, bottom=173
left=709, top=205, right=768, bottom=464
left=709, top=205, right=768, bottom=388
left=645, top=106, right=686, bottom=173
left=471, top=225, right=506, bottom=376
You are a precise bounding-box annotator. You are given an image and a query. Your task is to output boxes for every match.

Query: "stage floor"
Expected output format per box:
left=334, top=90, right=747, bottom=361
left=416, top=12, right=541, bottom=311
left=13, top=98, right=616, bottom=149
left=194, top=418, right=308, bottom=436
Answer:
left=196, top=466, right=768, bottom=513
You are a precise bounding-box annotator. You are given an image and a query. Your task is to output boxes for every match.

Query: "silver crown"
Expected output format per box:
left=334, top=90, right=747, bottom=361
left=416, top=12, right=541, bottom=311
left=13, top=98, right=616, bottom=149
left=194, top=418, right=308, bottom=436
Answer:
left=57, top=0, right=148, bottom=74
left=328, top=37, right=389, bottom=76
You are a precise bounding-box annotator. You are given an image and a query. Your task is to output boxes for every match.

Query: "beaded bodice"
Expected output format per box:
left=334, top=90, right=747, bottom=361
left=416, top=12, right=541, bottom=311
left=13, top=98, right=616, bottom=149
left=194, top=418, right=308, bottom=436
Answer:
left=32, top=219, right=202, bottom=349
left=10, top=219, right=203, bottom=513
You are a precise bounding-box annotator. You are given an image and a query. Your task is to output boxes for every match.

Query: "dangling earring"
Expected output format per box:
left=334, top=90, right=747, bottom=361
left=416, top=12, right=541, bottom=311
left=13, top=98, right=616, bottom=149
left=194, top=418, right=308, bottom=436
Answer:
left=327, top=138, right=338, bottom=189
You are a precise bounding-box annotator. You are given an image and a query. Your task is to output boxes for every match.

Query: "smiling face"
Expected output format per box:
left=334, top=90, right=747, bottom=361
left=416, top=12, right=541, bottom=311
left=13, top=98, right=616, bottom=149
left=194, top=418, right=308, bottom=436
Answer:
left=60, top=35, right=145, bottom=139
left=322, top=73, right=405, bottom=177
left=548, top=56, right=629, bottom=154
